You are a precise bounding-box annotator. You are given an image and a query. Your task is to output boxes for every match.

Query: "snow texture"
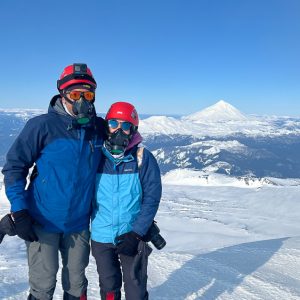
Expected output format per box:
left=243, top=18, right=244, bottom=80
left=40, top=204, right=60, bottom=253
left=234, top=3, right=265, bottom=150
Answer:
left=0, top=172, right=300, bottom=299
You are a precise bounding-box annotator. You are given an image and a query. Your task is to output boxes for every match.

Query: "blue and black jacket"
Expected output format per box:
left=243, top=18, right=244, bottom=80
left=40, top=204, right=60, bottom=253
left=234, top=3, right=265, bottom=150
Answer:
left=91, top=135, right=162, bottom=244
left=2, top=95, right=104, bottom=233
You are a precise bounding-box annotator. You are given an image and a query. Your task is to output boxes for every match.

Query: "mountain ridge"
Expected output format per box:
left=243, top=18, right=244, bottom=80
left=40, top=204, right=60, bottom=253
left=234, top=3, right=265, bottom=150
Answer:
left=2, top=103, right=300, bottom=178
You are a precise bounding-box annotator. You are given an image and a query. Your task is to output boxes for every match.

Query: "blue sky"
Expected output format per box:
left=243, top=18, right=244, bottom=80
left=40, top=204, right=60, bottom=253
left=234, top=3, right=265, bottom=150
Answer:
left=0, top=0, right=299, bottom=116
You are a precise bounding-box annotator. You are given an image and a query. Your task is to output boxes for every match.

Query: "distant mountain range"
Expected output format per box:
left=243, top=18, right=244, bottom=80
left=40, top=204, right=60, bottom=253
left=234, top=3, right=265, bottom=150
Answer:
left=139, top=100, right=300, bottom=137
left=1, top=101, right=300, bottom=178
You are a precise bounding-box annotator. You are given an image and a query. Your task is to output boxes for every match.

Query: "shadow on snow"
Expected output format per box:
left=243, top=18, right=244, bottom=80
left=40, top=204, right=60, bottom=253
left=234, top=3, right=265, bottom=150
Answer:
left=150, top=237, right=288, bottom=299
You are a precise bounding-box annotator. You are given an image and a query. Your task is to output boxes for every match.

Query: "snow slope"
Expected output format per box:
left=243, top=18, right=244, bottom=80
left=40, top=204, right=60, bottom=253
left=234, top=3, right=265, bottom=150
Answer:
left=0, top=176, right=300, bottom=299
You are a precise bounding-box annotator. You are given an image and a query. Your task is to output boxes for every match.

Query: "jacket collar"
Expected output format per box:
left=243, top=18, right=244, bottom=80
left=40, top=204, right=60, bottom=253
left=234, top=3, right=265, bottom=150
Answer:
left=102, top=145, right=134, bottom=167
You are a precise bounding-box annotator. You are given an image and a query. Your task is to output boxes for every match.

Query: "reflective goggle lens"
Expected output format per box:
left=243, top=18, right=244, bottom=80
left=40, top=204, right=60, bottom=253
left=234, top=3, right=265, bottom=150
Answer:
left=68, top=91, right=95, bottom=101
left=108, top=119, right=132, bottom=131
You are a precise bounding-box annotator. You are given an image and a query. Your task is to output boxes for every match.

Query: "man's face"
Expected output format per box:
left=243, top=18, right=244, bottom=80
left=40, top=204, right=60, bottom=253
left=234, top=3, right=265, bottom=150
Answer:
left=62, top=88, right=94, bottom=115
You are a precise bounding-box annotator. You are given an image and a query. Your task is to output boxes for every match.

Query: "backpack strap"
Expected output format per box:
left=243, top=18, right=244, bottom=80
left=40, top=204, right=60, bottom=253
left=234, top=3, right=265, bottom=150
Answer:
left=136, top=147, right=144, bottom=170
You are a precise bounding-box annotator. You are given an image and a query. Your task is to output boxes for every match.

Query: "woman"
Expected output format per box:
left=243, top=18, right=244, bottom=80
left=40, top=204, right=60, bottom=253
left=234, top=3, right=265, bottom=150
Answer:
left=91, top=101, right=162, bottom=300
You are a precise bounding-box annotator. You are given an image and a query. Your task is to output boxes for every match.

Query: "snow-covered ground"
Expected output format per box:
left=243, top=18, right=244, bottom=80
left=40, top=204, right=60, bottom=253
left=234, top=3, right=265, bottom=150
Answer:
left=1, top=174, right=300, bottom=299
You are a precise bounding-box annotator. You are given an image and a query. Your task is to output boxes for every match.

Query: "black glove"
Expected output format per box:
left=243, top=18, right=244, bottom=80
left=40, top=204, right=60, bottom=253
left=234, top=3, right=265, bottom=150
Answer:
left=0, top=213, right=16, bottom=244
left=116, top=231, right=142, bottom=256
left=13, top=210, right=38, bottom=242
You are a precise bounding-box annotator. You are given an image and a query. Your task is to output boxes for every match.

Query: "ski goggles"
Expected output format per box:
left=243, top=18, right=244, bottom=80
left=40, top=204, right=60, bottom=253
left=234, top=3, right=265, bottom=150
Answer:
left=107, top=119, right=132, bottom=131
left=67, top=90, right=95, bottom=101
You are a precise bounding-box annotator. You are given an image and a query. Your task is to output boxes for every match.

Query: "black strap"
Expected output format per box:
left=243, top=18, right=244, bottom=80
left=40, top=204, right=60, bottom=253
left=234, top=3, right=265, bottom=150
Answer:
left=57, top=73, right=96, bottom=90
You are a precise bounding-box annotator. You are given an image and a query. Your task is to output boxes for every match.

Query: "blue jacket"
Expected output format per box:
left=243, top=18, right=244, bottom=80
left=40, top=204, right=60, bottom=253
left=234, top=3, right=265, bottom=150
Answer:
left=91, top=139, right=162, bottom=244
left=2, top=95, right=104, bottom=233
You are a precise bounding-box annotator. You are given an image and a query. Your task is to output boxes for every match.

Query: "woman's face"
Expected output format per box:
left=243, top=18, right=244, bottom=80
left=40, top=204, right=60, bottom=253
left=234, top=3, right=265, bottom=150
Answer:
left=107, top=119, right=132, bottom=135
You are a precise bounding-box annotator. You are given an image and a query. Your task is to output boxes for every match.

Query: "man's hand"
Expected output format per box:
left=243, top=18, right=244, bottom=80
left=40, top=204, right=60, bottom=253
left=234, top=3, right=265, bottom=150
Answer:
left=116, top=231, right=142, bottom=256
left=13, top=210, right=38, bottom=242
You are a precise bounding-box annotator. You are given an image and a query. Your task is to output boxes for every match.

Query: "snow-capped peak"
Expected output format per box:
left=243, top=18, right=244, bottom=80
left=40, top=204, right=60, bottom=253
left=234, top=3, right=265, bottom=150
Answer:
left=184, top=100, right=247, bottom=122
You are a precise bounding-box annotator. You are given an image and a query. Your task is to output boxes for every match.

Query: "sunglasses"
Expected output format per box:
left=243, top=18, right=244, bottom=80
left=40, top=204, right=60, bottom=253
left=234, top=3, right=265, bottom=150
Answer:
left=107, top=119, right=132, bottom=131
left=67, top=91, right=95, bottom=101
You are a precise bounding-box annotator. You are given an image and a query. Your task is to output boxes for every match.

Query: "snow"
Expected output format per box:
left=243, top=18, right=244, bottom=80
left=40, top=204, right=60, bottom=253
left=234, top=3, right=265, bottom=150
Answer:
left=1, top=174, right=300, bottom=299
left=191, top=140, right=247, bottom=156
left=162, top=169, right=280, bottom=188
left=3, top=101, right=300, bottom=138
left=139, top=100, right=300, bottom=137
left=0, top=108, right=45, bottom=120
left=183, top=100, right=247, bottom=122
left=1, top=102, right=300, bottom=298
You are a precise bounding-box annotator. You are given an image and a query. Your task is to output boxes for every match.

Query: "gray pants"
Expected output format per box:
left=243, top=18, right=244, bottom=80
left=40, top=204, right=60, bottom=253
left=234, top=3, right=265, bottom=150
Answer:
left=91, top=240, right=149, bottom=300
left=26, top=225, right=90, bottom=300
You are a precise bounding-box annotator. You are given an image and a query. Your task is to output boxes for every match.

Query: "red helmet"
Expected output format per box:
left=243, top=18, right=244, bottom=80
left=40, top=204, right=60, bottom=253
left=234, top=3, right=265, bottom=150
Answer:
left=106, top=102, right=139, bottom=127
left=57, top=63, right=97, bottom=91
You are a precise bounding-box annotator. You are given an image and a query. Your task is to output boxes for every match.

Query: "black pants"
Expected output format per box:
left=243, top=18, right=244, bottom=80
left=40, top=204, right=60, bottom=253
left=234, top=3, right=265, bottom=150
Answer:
left=91, top=240, right=148, bottom=300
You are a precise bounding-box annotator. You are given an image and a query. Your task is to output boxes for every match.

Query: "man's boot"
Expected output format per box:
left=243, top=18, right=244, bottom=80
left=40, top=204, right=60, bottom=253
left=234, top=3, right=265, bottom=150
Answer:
left=63, top=290, right=87, bottom=300
left=100, top=290, right=121, bottom=300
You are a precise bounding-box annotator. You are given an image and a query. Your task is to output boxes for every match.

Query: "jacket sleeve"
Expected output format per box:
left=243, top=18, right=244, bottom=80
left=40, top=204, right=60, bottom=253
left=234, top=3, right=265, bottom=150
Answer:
left=132, top=148, right=162, bottom=236
left=1, top=117, right=45, bottom=212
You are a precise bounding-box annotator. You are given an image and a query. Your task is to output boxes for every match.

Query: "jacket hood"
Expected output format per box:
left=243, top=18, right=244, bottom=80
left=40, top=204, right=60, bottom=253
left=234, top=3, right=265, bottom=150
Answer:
left=49, top=94, right=71, bottom=117
left=48, top=95, right=86, bottom=130
left=127, top=131, right=143, bottom=151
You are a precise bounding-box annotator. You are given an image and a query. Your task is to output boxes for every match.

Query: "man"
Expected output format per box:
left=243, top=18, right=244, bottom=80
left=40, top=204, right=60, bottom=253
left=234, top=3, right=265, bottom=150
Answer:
left=2, top=63, right=104, bottom=300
